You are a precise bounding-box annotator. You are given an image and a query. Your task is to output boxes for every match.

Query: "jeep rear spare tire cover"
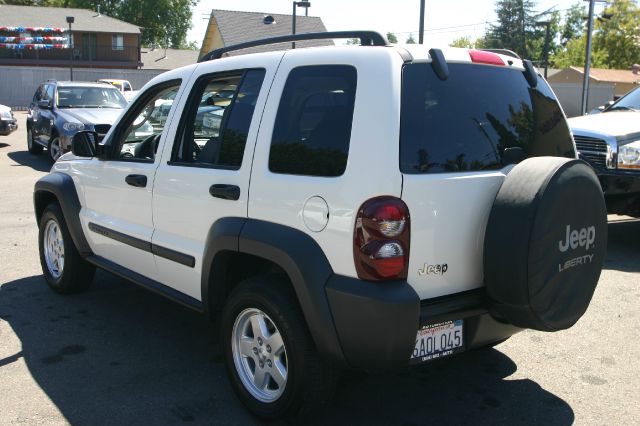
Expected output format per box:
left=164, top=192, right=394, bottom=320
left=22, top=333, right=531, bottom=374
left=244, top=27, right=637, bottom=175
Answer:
left=484, top=157, right=607, bottom=331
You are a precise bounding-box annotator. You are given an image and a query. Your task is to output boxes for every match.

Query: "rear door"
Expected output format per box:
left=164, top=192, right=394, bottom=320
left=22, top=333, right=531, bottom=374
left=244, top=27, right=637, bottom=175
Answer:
left=151, top=53, right=281, bottom=301
left=400, top=62, right=575, bottom=299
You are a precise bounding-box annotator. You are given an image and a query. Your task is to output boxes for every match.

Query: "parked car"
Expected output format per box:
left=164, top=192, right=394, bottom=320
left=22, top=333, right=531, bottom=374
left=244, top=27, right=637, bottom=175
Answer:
left=27, top=81, right=128, bottom=161
left=33, top=32, right=607, bottom=420
left=97, top=78, right=138, bottom=102
left=589, top=85, right=640, bottom=114
left=570, top=107, right=640, bottom=217
left=0, top=104, right=18, bottom=136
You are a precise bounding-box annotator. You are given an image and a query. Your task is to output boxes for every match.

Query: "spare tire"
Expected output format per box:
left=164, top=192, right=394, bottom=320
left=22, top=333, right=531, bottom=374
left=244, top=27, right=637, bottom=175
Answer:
left=484, top=157, right=607, bottom=332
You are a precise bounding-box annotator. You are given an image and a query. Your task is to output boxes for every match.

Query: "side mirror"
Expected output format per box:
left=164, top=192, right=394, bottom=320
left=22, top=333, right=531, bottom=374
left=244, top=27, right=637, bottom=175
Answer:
left=37, top=100, right=51, bottom=109
left=71, top=131, right=101, bottom=158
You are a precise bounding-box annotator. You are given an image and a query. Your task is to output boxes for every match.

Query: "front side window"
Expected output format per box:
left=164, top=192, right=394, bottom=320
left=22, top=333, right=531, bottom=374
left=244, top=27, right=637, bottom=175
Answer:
left=172, top=69, right=266, bottom=169
left=112, top=34, right=124, bottom=51
left=400, top=63, right=575, bottom=174
left=269, top=65, right=357, bottom=177
left=111, top=81, right=181, bottom=161
left=56, top=86, right=127, bottom=109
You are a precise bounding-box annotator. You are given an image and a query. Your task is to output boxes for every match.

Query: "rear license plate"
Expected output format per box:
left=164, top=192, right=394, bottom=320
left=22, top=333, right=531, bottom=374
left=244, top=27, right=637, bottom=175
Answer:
left=410, top=320, right=464, bottom=364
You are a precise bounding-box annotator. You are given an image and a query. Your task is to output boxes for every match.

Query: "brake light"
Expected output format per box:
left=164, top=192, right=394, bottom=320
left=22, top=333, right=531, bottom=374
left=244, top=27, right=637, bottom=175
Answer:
left=468, top=50, right=505, bottom=66
left=354, top=196, right=410, bottom=281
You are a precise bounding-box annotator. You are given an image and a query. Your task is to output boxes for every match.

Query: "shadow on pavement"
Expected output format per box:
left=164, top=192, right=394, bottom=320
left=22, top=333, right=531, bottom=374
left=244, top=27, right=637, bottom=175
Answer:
left=604, top=218, right=640, bottom=273
left=7, top=150, right=51, bottom=173
left=0, top=142, right=10, bottom=149
left=0, top=271, right=574, bottom=425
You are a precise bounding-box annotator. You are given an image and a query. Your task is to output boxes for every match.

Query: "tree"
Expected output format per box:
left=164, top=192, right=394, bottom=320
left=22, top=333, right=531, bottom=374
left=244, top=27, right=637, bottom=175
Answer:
left=386, top=32, right=398, bottom=44
left=561, top=3, right=587, bottom=47
left=2, top=0, right=197, bottom=48
left=406, top=34, right=416, bottom=44
left=450, top=36, right=476, bottom=48
left=484, top=0, right=538, bottom=58
left=593, top=0, right=640, bottom=69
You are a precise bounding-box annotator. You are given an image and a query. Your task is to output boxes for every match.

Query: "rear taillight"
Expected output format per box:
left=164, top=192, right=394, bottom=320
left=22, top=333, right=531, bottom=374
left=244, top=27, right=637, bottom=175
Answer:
left=468, top=50, right=505, bottom=66
left=354, top=196, right=410, bottom=281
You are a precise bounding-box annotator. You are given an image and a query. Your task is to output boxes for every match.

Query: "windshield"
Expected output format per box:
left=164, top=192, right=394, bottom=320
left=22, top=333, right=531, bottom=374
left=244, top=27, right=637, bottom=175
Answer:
left=400, top=63, right=575, bottom=174
left=607, top=87, right=640, bottom=111
left=56, top=86, right=127, bottom=109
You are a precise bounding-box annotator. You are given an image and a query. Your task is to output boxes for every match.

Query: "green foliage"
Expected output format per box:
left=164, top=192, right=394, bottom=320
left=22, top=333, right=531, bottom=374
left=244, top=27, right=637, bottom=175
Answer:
left=561, top=3, right=586, bottom=47
left=386, top=32, right=398, bottom=44
left=593, top=0, right=640, bottom=69
left=484, top=0, right=538, bottom=58
left=552, top=0, right=640, bottom=69
left=406, top=34, right=416, bottom=44
left=2, top=0, right=197, bottom=48
left=449, top=36, right=476, bottom=48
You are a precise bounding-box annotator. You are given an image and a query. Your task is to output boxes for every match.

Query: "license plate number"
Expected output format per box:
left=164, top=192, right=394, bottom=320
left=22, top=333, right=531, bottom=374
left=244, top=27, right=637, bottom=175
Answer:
left=410, top=320, right=464, bottom=364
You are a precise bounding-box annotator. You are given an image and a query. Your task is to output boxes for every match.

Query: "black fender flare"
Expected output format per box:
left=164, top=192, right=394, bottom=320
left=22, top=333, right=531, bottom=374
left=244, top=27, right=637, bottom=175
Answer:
left=33, top=172, right=92, bottom=257
left=201, top=218, right=347, bottom=367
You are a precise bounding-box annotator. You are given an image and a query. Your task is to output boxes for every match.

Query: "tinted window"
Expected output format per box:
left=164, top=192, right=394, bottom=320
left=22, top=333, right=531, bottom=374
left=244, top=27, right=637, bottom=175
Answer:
left=608, top=86, right=640, bottom=111
left=173, top=69, right=265, bottom=169
left=400, top=63, right=575, bottom=174
left=269, top=65, right=357, bottom=177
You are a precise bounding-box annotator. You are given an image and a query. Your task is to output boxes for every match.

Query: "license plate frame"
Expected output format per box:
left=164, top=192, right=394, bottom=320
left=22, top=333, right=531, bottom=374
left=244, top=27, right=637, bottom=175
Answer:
left=409, top=320, right=464, bottom=364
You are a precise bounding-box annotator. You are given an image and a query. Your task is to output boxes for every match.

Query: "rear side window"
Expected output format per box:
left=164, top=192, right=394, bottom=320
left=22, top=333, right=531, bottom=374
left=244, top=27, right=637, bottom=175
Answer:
left=400, top=63, right=575, bottom=174
left=269, top=65, right=357, bottom=177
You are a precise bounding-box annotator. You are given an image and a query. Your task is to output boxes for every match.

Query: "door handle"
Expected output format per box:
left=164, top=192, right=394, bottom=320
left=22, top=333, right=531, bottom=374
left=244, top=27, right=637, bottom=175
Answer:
left=125, top=174, right=147, bottom=188
left=209, top=184, right=240, bottom=200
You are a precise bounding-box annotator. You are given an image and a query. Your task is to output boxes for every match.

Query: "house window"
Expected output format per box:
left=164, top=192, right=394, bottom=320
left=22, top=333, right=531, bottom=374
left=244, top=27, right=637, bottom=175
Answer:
left=112, top=34, right=124, bottom=51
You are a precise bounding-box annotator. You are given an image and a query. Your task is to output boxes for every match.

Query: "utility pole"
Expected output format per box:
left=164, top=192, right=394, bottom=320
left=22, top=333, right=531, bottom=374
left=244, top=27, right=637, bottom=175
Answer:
left=418, top=0, right=425, bottom=44
left=292, top=1, right=311, bottom=49
left=536, top=21, right=551, bottom=79
left=66, top=16, right=74, bottom=81
left=581, top=0, right=597, bottom=115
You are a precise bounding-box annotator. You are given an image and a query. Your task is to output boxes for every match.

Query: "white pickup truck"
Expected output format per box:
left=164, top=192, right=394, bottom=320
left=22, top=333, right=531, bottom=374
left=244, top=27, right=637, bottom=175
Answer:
left=97, top=79, right=138, bottom=102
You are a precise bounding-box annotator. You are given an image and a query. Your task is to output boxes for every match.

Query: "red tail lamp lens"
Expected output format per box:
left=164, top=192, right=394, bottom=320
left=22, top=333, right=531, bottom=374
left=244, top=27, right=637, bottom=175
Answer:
left=354, top=197, right=410, bottom=281
left=468, top=50, right=505, bottom=66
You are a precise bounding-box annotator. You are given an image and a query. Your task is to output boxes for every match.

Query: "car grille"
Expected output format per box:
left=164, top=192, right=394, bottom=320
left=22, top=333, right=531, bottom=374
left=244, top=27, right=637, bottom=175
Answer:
left=94, top=124, right=111, bottom=135
left=574, top=135, right=608, bottom=168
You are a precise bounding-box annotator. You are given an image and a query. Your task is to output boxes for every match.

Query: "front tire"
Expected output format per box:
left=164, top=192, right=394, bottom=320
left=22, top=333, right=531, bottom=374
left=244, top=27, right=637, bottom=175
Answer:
left=48, top=135, right=62, bottom=162
left=221, top=277, right=337, bottom=420
left=27, top=128, right=43, bottom=154
left=38, top=203, right=95, bottom=293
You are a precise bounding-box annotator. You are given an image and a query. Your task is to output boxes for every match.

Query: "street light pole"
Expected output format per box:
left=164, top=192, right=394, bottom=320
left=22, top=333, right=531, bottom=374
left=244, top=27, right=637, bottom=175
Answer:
left=581, top=0, right=596, bottom=115
left=418, top=0, right=425, bottom=44
left=66, top=16, right=74, bottom=81
left=292, top=1, right=311, bottom=49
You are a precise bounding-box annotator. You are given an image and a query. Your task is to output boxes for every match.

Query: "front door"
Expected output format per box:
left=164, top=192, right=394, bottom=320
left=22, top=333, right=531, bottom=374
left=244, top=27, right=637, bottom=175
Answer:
left=72, top=81, right=183, bottom=280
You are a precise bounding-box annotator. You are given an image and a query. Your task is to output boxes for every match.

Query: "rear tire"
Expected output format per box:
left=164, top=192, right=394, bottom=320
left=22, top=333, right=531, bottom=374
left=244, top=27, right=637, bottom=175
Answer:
left=27, top=128, right=43, bottom=154
left=221, top=276, right=338, bottom=420
left=38, top=203, right=95, bottom=294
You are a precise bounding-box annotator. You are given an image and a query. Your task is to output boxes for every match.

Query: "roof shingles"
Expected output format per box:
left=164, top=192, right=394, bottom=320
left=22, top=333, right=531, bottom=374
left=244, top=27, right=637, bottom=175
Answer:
left=0, top=5, right=140, bottom=34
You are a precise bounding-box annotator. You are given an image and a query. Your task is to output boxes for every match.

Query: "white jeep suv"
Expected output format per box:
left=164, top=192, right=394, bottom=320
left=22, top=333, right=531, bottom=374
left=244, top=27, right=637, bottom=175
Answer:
left=34, top=32, right=608, bottom=419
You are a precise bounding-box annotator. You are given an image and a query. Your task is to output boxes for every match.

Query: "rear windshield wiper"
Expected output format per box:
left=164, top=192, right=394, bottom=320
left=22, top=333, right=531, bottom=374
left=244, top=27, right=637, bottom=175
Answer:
left=607, top=105, right=637, bottom=112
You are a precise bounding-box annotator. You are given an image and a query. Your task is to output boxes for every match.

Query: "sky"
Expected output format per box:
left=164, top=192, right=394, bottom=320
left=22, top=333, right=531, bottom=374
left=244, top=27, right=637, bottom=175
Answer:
left=187, top=0, right=610, bottom=48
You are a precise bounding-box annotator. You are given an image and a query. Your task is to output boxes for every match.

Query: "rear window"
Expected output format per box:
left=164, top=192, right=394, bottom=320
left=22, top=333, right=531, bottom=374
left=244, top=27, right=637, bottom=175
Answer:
left=400, top=63, right=575, bottom=174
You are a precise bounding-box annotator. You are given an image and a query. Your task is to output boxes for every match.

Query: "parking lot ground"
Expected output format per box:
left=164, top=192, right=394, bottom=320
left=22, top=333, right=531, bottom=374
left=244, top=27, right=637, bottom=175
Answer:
left=1, top=112, right=639, bottom=425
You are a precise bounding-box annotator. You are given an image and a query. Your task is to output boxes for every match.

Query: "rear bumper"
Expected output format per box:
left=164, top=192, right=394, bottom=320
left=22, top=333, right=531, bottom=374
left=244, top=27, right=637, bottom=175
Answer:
left=325, top=275, right=521, bottom=372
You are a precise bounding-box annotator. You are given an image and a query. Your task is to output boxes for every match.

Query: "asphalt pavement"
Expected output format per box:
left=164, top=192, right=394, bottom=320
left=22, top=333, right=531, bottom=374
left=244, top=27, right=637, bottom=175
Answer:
left=1, top=112, right=639, bottom=425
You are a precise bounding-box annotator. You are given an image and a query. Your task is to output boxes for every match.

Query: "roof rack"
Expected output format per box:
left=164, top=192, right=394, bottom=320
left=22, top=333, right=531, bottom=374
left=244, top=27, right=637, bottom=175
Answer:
left=480, top=49, right=521, bottom=59
left=199, top=31, right=388, bottom=62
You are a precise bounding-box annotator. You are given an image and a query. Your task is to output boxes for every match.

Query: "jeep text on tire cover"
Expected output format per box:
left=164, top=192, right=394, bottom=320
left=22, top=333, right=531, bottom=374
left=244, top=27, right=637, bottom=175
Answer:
left=33, top=32, right=607, bottom=420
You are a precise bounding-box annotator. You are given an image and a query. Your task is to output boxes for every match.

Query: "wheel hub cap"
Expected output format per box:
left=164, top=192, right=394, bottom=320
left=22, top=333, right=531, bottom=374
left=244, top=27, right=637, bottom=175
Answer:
left=43, top=219, right=64, bottom=279
left=232, top=308, right=288, bottom=403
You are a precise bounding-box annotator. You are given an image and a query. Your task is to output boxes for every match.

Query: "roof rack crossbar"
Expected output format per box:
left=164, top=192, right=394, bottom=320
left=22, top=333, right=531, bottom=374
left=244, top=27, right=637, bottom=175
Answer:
left=199, top=31, right=388, bottom=62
